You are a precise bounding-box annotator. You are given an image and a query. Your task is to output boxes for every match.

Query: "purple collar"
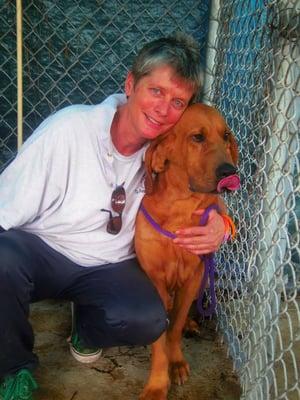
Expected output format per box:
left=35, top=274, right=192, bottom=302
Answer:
left=139, top=205, right=176, bottom=239
left=139, top=203, right=220, bottom=316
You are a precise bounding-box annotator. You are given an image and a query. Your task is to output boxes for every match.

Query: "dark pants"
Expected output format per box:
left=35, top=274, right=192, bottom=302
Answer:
left=0, top=229, right=167, bottom=379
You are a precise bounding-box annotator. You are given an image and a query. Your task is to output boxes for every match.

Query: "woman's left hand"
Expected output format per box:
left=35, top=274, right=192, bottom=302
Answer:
left=173, top=209, right=225, bottom=255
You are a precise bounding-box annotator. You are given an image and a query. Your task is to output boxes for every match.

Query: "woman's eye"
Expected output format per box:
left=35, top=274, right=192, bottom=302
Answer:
left=172, top=99, right=185, bottom=110
left=150, top=88, right=161, bottom=95
left=192, top=133, right=205, bottom=143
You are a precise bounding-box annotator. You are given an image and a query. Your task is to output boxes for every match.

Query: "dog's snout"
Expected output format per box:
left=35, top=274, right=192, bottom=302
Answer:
left=216, top=163, right=237, bottom=180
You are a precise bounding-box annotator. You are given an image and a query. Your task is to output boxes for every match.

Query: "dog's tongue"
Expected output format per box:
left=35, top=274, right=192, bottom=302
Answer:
left=217, top=174, right=240, bottom=193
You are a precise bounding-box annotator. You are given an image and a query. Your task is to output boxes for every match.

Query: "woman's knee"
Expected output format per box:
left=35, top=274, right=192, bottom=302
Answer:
left=106, top=300, right=168, bottom=346
left=125, top=308, right=168, bottom=345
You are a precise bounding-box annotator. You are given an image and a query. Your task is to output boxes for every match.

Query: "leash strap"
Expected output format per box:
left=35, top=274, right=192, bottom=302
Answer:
left=139, top=203, right=220, bottom=317
left=196, top=204, right=220, bottom=317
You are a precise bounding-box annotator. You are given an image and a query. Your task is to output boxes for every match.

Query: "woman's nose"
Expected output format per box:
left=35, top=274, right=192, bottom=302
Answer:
left=154, top=100, right=169, bottom=116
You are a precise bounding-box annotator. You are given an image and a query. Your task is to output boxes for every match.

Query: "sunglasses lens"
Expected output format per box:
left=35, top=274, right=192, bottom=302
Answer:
left=106, top=215, right=122, bottom=235
left=111, top=185, right=126, bottom=213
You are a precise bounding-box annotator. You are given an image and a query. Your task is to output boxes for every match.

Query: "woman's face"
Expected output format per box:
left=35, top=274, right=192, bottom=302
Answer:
left=124, top=64, right=195, bottom=141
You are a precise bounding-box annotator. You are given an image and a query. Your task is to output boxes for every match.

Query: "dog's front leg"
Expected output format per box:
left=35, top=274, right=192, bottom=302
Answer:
left=139, top=333, right=170, bottom=400
left=167, top=267, right=203, bottom=385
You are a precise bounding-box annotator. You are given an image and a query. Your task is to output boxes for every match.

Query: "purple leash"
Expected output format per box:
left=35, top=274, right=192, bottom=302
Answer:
left=196, top=204, right=220, bottom=317
left=139, top=204, right=220, bottom=317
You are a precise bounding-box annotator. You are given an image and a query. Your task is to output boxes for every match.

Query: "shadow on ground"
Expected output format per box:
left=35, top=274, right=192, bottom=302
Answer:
left=30, top=300, right=241, bottom=400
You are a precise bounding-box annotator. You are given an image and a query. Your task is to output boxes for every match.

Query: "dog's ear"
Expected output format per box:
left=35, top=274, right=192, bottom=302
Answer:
left=229, top=134, right=239, bottom=165
left=144, top=133, right=175, bottom=194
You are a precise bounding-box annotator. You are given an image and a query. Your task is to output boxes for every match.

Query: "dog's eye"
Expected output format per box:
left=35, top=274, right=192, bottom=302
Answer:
left=224, top=131, right=231, bottom=141
left=192, top=134, right=205, bottom=143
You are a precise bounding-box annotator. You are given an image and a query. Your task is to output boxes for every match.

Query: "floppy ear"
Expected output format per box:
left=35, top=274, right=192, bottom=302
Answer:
left=229, top=134, right=239, bottom=165
left=144, top=133, right=175, bottom=194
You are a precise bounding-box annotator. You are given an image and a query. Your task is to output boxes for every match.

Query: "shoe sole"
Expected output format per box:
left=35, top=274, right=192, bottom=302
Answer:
left=69, top=344, right=103, bottom=364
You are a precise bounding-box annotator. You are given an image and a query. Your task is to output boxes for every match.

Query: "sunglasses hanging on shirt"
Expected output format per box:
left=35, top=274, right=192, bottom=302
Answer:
left=101, top=182, right=126, bottom=235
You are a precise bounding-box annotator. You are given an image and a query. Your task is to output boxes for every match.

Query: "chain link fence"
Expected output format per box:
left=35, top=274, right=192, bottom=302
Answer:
left=0, top=0, right=209, bottom=168
left=0, top=1, right=299, bottom=399
left=204, top=1, right=300, bottom=399
left=0, top=1, right=17, bottom=167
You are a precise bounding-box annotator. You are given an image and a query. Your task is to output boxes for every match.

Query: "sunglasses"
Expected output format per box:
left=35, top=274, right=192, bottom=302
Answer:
left=101, top=183, right=126, bottom=235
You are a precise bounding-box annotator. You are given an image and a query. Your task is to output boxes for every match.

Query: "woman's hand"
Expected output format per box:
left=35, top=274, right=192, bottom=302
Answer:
left=173, top=209, right=225, bottom=255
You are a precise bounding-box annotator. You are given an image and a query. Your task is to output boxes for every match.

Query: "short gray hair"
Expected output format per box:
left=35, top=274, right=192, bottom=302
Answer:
left=131, top=32, right=203, bottom=102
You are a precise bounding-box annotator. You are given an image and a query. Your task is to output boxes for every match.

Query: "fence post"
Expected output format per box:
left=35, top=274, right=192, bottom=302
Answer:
left=16, top=0, right=23, bottom=149
left=202, top=0, right=220, bottom=105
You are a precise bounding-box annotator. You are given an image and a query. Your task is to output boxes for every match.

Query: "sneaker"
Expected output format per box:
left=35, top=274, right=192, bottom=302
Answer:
left=0, top=369, right=38, bottom=400
left=68, top=302, right=102, bottom=364
left=69, top=332, right=102, bottom=364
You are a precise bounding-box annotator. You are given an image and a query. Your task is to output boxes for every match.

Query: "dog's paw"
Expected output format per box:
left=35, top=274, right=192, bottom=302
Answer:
left=139, top=386, right=168, bottom=400
left=183, top=317, right=201, bottom=338
left=170, top=360, right=190, bottom=385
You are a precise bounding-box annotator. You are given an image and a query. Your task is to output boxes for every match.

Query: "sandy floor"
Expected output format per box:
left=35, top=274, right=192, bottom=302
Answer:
left=30, top=300, right=241, bottom=400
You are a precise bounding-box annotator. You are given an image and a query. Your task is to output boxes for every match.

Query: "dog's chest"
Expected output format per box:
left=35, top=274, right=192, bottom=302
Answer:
left=164, top=246, right=201, bottom=291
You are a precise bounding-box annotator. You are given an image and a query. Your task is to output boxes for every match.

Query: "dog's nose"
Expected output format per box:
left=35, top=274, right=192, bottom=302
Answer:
left=216, top=163, right=237, bottom=180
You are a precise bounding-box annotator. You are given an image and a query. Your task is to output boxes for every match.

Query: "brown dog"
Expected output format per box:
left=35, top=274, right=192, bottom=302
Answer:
left=134, top=103, right=239, bottom=400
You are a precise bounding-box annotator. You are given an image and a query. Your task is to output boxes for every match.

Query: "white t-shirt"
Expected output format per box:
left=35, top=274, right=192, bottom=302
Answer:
left=0, top=94, right=147, bottom=267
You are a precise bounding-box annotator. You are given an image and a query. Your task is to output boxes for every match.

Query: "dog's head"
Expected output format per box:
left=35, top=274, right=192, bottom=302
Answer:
left=144, top=103, right=239, bottom=195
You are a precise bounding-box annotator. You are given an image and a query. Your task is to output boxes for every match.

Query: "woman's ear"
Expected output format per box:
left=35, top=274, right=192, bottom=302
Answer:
left=125, top=72, right=134, bottom=97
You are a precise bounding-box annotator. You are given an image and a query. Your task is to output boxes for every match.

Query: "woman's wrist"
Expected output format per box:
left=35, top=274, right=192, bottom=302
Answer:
left=220, top=214, right=236, bottom=242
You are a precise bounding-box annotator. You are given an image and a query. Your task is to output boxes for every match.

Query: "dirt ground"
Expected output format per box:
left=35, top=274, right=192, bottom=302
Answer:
left=29, top=300, right=241, bottom=400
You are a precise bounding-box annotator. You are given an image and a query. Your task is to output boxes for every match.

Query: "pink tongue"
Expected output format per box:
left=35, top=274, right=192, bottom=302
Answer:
left=217, top=174, right=240, bottom=192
